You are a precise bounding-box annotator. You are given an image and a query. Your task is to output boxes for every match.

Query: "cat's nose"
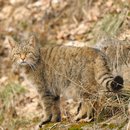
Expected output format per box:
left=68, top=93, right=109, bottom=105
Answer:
left=20, top=54, right=26, bottom=61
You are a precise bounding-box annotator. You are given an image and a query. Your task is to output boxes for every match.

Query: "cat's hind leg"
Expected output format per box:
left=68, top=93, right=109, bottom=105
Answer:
left=74, top=100, right=93, bottom=122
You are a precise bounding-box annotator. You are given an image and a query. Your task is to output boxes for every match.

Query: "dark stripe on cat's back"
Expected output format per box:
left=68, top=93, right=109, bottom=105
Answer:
left=46, top=47, right=54, bottom=60
left=50, top=46, right=63, bottom=62
left=43, top=46, right=100, bottom=64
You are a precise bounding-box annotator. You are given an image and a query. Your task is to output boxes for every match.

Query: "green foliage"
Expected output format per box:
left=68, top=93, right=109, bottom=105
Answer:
left=19, top=20, right=29, bottom=30
left=0, top=83, right=26, bottom=107
left=68, top=128, right=82, bottom=130
left=0, top=111, right=4, bottom=124
left=11, top=118, right=31, bottom=130
left=0, top=83, right=27, bottom=126
left=90, top=9, right=128, bottom=45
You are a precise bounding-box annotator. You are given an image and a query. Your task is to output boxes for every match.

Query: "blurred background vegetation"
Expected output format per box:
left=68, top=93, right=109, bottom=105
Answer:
left=0, top=0, right=130, bottom=129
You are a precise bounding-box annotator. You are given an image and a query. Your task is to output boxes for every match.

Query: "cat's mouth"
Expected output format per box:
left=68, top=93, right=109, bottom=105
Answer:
left=20, top=61, right=28, bottom=66
left=18, top=60, right=36, bottom=71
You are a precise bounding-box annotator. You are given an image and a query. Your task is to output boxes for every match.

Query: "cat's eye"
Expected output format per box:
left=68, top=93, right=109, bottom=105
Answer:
left=28, top=52, right=33, bottom=55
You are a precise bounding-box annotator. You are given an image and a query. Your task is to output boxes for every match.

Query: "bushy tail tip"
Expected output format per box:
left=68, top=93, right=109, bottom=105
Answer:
left=111, top=75, right=124, bottom=92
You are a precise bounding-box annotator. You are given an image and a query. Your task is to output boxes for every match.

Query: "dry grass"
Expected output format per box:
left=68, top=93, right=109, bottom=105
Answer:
left=0, top=0, right=130, bottom=129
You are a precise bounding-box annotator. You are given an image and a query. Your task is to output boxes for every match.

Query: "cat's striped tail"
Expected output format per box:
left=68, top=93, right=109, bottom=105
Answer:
left=95, top=54, right=124, bottom=92
left=110, top=75, right=123, bottom=92
left=98, top=75, right=123, bottom=92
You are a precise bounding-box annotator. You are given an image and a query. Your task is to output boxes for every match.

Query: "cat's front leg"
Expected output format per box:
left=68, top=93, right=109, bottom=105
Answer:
left=38, top=90, right=54, bottom=128
left=39, top=95, right=61, bottom=128
left=51, top=96, right=61, bottom=122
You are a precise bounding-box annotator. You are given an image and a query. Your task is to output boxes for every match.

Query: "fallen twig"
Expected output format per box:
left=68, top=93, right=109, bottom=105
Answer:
left=49, top=122, right=60, bottom=130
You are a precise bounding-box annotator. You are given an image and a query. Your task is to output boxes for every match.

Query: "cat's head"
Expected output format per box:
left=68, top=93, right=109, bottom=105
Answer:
left=8, top=35, right=40, bottom=69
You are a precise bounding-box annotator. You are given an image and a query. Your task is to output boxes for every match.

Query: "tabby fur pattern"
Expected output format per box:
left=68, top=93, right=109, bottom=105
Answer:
left=8, top=35, right=124, bottom=128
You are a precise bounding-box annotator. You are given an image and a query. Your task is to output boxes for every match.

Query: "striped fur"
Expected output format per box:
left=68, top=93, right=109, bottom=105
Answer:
left=8, top=36, right=123, bottom=127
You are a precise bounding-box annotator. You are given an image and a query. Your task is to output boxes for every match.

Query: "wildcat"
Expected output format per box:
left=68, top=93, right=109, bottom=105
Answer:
left=8, top=35, right=123, bottom=128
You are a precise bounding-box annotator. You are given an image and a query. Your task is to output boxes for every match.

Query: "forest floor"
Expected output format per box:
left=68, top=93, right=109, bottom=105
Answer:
left=1, top=0, right=130, bottom=130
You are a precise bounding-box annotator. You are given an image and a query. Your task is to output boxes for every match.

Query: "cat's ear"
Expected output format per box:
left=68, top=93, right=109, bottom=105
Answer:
left=28, top=35, right=36, bottom=47
left=7, top=36, right=17, bottom=49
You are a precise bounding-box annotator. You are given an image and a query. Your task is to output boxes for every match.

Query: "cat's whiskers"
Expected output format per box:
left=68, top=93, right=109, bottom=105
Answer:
left=31, top=64, right=36, bottom=70
left=28, top=63, right=36, bottom=71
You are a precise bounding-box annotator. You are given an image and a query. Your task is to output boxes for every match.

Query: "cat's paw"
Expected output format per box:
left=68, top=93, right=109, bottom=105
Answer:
left=34, top=125, right=44, bottom=130
left=39, top=115, right=52, bottom=128
left=74, top=115, right=92, bottom=123
left=78, top=117, right=93, bottom=123
left=51, top=114, right=61, bottom=122
left=73, top=115, right=81, bottom=121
